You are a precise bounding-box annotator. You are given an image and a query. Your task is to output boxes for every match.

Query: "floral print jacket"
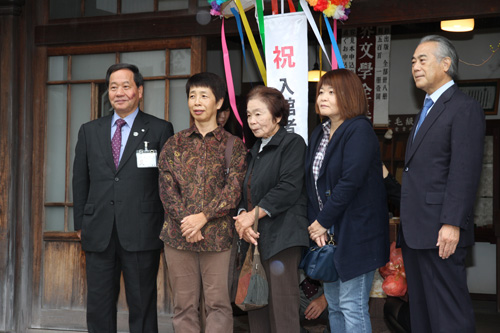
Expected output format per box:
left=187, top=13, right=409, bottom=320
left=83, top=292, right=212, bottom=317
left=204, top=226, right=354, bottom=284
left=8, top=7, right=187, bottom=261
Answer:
left=159, top=125, right=247, bottom=252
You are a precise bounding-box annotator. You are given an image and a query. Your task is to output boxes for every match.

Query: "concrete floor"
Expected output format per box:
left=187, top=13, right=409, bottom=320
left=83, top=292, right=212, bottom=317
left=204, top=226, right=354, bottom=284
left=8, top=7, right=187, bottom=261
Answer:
left=233, top=299, right=500, bottom=333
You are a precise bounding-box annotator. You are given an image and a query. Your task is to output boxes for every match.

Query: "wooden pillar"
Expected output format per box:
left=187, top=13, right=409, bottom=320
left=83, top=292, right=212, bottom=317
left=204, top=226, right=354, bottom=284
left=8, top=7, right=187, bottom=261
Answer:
left=494, top=126, right=500, bottom=312
left=0, top=0, right=27, bottom=331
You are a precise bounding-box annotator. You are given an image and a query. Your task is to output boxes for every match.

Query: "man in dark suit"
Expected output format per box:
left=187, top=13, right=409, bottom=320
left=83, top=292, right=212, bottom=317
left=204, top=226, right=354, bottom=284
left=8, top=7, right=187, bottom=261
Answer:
left=400, top=35, right=485, bottom=332
left=73, top=63, right=174, bottom=332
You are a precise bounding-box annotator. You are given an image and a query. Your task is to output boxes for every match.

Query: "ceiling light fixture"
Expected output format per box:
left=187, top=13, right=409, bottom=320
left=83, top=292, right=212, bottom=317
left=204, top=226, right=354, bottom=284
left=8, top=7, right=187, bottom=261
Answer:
left=440, top=19, right=474, bottom=32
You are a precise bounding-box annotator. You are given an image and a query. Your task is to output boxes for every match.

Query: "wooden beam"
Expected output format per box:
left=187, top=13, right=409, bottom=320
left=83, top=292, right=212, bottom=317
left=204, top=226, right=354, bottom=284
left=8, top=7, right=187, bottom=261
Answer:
left=35, top=13, right=246, bottom=46
left=34, top=0, right=500, bottom=46
left=346, top=0, right=500, bottom=26
left=0, top=0, right=25, bottom=15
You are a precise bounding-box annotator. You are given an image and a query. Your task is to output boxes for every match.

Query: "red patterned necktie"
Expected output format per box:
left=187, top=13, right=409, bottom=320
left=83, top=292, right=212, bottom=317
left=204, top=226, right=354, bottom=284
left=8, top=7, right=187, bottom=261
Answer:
left=111, top=119, right=126, bottom=169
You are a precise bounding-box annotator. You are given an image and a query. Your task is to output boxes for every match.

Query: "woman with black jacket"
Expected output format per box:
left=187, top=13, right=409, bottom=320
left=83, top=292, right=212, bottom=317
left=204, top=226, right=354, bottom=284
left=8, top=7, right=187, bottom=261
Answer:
left=234, top=86, right=309, bottom=333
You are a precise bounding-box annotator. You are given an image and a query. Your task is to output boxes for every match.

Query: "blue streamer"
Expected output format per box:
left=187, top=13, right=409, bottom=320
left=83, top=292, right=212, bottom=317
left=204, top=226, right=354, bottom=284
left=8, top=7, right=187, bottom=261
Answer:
left=231, top=8, right=248, bottom=66
left=231, top=7, right=253, bottom=86
left=323, top=14, right=345, bottom=69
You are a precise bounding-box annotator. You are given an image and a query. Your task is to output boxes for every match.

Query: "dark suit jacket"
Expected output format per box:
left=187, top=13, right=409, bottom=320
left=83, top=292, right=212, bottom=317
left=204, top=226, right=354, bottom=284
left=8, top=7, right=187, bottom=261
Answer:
left=73, top=111, right=174, bottom=252
left=305, top=116, right=389, bottom=282
left=400, top=84, right=485, bottom=249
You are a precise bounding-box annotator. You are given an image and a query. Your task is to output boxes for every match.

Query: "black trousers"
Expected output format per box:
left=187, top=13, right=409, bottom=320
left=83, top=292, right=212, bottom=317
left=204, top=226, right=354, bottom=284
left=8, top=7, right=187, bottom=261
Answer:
left=85, top=225, right=161, bottom=333
left=401, top=234, right=475, bottom=333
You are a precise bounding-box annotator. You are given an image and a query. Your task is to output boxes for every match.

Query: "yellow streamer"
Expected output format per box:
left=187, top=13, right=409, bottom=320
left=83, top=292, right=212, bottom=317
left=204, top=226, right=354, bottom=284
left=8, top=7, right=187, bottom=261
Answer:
left=234, top=0, right=267, bottom=85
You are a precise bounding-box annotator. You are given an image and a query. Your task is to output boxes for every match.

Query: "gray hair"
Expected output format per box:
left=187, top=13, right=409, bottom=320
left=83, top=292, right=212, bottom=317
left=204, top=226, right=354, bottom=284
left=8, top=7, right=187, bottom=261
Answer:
left=419, top=35, right=459, bottom=80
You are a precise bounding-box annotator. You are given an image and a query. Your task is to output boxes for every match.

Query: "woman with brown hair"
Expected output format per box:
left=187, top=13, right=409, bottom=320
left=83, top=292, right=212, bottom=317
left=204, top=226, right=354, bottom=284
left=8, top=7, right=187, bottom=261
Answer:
left=305, top=69, right=389, bottom=332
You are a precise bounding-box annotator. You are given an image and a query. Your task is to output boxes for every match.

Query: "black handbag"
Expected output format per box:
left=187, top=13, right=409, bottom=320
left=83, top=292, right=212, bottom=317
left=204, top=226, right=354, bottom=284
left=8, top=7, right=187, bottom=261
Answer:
left=299, top=231, right=339, bottom=282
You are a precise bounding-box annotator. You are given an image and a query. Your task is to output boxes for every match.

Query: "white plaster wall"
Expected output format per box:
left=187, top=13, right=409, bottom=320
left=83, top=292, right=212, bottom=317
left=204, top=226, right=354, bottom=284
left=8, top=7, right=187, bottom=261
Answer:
left=389, top=31, right=500, bottom=119
left=467, top=242, right=497, bottom=294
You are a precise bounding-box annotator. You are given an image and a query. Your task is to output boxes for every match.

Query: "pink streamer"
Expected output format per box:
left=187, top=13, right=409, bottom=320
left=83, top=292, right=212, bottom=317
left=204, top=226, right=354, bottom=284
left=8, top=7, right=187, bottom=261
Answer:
left=331, top=19, right=338, bottom=70
left=221, top=19, right=245, bottom=142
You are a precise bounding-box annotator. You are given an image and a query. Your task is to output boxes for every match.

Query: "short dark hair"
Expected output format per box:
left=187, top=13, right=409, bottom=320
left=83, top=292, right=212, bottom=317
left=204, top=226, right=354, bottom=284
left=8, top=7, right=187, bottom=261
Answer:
left=419, top=35, right=459, bottom=80
left=315, top=69, right=368, bottom=120
left=246, top=85, right=289, bottom=127
left=105, top=63, right=144, bottom=88
left=185, top=72, right=227, bottom=104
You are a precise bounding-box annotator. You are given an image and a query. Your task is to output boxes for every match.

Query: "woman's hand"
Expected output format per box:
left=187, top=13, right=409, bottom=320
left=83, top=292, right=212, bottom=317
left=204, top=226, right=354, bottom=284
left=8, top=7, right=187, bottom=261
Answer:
left=234, top=210, right=255, bottom=238
left=241, top=227, right=259, bottom=246
left=180, top=213, right=208, bottom=238
left=313, top=232, right=328, bottom=247
left=234, top=209, right=261, bottom=246
left=308, top=220, right=328, bottom=245
left=185, top=230, right=204, bottom=243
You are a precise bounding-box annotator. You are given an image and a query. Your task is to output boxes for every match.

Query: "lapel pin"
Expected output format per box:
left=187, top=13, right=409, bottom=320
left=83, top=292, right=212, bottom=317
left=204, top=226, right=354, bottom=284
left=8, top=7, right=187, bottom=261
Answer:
left=133, top=132, right=139, bottom=136
left=141, top=129, right=145, bottom=132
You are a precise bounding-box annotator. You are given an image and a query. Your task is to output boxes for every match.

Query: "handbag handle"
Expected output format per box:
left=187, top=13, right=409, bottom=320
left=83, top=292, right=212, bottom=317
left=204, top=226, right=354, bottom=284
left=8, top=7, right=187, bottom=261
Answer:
left=327, top=233, right=336, bottom=245
left=327, top=226, right=336, bottom=245
left=253, top=207, right=260, bottom=255
left=224, top=135, right=236, bottom=178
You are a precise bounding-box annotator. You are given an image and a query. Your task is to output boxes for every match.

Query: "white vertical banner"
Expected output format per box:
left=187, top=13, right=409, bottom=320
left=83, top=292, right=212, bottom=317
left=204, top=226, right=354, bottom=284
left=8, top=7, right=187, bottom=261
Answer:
left=373, top=26, right=391, bottom=126
left=264, top=12, right=309, bottom=143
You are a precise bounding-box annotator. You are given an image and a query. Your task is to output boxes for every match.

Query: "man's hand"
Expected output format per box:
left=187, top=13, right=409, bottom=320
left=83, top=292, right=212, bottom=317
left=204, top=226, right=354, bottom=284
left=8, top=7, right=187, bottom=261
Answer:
left=436, top=224, right=460, bottom=259
left=180, top=213, right=208, bottom=238
left=76, top=230, right=81, bottom=240
left=304, top=294, right=328, bottom=320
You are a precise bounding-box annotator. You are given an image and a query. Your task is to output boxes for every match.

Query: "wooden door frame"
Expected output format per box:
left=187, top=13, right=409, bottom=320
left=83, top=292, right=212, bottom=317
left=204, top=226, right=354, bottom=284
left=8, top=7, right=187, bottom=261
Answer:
left=0, top=0, right=41, bottom=331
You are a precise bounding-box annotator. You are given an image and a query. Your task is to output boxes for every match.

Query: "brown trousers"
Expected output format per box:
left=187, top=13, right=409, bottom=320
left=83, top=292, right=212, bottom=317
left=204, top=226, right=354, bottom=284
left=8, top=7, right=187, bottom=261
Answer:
left=164, top=245, right=233, bottom=333
left=247, top=246, right=302, bottom=333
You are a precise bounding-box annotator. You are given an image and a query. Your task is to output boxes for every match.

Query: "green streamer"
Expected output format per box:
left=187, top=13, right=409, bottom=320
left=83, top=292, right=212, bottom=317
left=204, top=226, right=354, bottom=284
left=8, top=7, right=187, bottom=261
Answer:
left=255, top=0, right=266, bottom=53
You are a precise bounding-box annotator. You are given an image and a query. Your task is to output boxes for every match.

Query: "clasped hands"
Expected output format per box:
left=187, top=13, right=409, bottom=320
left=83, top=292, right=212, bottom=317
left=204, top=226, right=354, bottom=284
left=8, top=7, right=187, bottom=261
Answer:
left=234, top=209, right=260, bottom=246
left=180, top=212, right=207, bottom=243
left=308, top=220, right=328, bottom=247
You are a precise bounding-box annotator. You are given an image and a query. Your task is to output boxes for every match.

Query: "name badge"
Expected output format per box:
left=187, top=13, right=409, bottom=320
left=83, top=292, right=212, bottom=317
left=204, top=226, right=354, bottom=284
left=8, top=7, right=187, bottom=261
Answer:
left=136, top=141, right=157, bottom=168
